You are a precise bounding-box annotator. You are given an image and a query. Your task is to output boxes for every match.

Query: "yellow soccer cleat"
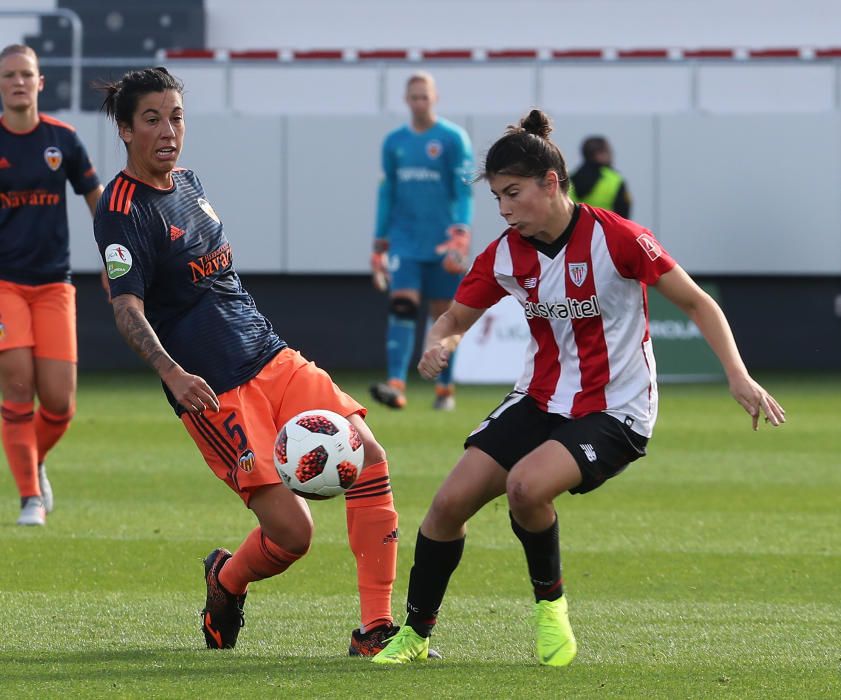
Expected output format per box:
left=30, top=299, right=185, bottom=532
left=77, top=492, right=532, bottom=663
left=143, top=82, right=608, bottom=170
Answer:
left=371, top=626, right=431, bottom=664
left=534, top=595, right=578, bottom=667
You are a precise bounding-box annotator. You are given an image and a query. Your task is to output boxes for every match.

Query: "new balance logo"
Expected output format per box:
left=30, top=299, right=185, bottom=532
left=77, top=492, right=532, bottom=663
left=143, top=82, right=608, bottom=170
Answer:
left=0, top=157, right=11, bottom=169
left=170, top=224, right=186, bottom=241
left=580, top=443, right=597, bottom=462
left=523, top=277, right=537, bottom=289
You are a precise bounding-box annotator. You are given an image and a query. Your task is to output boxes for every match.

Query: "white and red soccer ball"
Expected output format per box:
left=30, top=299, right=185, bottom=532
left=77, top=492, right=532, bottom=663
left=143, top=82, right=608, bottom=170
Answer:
left=273, top=409, right=364, bottom=499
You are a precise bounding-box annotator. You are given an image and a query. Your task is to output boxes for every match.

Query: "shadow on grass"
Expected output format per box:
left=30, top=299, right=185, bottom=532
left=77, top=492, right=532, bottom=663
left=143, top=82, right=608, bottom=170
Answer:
left=0, top=647, right=478, bottom=684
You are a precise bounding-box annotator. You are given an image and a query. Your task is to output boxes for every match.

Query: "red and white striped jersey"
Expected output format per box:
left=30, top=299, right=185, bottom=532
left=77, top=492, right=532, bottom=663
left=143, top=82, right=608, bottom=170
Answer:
left=455, top=204, right=676, bottom=437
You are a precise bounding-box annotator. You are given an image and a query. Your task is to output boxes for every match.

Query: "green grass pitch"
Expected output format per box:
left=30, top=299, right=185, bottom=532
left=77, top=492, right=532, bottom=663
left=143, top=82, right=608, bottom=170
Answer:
left=1, top=371, right=839, bottom=698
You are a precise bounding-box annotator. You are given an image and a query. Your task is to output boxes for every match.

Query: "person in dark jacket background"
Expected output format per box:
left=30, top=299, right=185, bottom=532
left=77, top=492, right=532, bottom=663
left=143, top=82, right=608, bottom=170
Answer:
left=569, top=135, right=631, bottom=218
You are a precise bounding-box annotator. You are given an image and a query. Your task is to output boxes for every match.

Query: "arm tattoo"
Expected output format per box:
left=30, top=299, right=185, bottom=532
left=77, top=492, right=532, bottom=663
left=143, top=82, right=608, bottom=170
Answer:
left=113, top=300, right=177, bottom=376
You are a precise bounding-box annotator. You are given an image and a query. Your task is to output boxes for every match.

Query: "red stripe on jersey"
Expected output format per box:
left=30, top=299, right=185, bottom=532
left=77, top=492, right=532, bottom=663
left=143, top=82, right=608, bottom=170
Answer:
left=114, top=178, right=130, bottom=213
left=512, top=239, right=561, bottom=411
left=38, top=114, right=77, bottom=132
left=454, top=237, right=507, bottom=309
left=566, top=214, right=609, bottom=416
left=109, top=177, right=126, bottom=212
left=122, top=183, right=136, bottom=214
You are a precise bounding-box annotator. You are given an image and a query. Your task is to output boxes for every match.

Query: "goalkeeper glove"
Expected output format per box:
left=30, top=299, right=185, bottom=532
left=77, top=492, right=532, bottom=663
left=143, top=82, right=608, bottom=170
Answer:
left=435, top=225, right=471, bottom=275
left=371, top=239, right=390, bottom=292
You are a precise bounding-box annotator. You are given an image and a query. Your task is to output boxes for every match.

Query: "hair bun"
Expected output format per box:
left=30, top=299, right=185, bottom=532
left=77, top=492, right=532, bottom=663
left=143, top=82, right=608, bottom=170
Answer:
left=520, top=109, right=552, bottom=139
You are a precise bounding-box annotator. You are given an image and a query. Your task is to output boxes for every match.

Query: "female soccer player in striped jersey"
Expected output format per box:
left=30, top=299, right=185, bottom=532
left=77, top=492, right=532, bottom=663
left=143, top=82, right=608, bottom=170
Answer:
left=375, top=109, right=786, bottom=666
left=94, top=67, right=410, bottom=656
left=0, top=45, right=103, bottom=526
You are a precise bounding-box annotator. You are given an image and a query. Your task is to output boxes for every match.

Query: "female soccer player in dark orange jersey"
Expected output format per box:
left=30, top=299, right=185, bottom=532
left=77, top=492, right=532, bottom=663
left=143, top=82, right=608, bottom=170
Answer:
left=0, top=45, right=103, bottom=526
left=94, top=67, right=408, bottom=656
left=374, top=109, right=786, bottom=666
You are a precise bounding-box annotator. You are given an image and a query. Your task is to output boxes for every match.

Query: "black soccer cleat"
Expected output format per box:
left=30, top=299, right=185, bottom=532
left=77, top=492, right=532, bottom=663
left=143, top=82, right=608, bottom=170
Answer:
left=349, top=622, right=442, bottom=659
left=369, top=381, right=407, bottom=409
left=201, top=548, right=247, bottom=649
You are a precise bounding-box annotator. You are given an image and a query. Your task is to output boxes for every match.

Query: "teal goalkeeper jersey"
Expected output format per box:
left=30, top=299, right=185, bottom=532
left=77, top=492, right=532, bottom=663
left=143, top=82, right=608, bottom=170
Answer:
left=374, top=118, right=474, bottom=261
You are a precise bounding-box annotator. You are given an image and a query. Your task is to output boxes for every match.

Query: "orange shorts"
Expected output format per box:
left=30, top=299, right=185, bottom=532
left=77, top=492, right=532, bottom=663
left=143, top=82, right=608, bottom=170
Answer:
left=0, top=280, right=77, bottom=362
left=181, top=347, right=366, bottom=505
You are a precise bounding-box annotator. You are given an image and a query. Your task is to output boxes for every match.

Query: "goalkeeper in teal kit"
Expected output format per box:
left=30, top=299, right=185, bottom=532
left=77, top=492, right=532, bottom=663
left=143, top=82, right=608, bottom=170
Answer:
left=369, top=72, right=474, bottom=411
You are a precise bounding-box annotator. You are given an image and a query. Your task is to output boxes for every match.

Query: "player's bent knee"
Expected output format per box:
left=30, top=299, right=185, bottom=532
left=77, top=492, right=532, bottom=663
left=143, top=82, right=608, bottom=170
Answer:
left=0, top=370, right=36, bottom=402
left=263, top=519, right=313, bottom=557
left=361, top=436, right=387, bottom=466
left=389, top=296, right=419, bottom=320
left=426, top=490, right=470, bottom=533
left=37, top=398, right=75, bottom=418
left=505, top=473, right=544, bottom=512
left=250, top=484, right=315, bottom=555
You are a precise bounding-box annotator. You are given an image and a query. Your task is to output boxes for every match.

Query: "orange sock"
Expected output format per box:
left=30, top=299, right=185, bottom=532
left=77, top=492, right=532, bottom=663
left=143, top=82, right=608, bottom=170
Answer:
left=345, top=461, right=398, bottom=631
left=35, top=405, right=75, bottom=464
left=1, top=401, right=38, bottom=498
left=218, top=527, right=304, bottom=595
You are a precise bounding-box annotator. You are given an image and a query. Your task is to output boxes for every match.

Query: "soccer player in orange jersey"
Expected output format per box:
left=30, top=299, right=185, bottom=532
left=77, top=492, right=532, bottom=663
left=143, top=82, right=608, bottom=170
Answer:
left=0, top=45, right=103, bottom=526
left=94, top=67, right=415, bottom=656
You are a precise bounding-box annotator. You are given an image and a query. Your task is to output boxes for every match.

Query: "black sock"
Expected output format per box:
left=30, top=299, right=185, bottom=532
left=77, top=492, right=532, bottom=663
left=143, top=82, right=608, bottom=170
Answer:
left=510, top=511, right=563, bottom=602
left=405, top=529, right=465, bottom=637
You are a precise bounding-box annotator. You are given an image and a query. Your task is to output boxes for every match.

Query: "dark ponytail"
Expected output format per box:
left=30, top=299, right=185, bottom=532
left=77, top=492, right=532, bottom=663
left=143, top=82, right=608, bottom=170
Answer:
left=481, top=108, right=568, bottom=191
left=97, top=66, right=184, bottom=126
left=519, top=109, right=553, bottom=140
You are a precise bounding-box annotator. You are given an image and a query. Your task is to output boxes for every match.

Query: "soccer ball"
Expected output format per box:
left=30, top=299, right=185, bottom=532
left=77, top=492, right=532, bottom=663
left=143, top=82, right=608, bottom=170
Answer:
left=273, top=409, right=364, bottom=499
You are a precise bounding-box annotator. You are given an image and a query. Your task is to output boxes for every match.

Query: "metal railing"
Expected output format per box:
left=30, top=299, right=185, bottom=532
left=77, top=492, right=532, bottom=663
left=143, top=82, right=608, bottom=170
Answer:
left=0, top=8, right=83, bottom=111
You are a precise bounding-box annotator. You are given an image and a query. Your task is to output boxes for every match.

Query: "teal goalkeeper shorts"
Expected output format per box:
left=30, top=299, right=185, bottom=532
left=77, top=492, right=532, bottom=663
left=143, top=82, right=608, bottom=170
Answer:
left=388, top=255, right=462, bottom=300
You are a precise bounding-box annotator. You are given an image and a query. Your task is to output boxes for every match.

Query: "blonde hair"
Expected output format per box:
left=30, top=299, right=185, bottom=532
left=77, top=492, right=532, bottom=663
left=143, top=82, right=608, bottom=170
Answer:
left=405, top=71, right=436, bottom=92
left=0, top=44, right=39, bottom=69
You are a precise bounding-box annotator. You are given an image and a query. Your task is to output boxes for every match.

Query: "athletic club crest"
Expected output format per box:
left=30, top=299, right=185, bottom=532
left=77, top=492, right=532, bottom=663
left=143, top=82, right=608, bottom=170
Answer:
left=568, top=262, right=588, bottom=287
left=44, top=146, right=62, bottom=171
left=426, top=139, right=442, bottom=159
left=197, top=197, right=221, bottom=223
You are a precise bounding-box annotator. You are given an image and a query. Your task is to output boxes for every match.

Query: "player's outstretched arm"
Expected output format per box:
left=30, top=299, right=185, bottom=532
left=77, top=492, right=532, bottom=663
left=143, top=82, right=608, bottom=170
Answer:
left=111, top=293, right=220, bottom=414
left=654, top=265, right=786, bottom=430
left=418, top=301, right=484, bottom=380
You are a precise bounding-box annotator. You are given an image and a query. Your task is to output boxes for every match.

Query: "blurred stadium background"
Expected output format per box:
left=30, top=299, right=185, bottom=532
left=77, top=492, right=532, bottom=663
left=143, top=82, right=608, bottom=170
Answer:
left=2, top=0, right=841, bottom=378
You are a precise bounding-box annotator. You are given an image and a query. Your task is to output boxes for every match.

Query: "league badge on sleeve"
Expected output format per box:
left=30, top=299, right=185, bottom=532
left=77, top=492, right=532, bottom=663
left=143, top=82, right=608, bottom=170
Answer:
left=104, top=244, right=133, bottom=279
left=635, top=233, right=662, bottom=261
left=44, top=146, right=63, bottom=171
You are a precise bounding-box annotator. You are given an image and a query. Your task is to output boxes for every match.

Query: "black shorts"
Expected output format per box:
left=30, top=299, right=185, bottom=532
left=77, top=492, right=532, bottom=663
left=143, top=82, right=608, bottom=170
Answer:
left=464, top=392, right=648, bottom=494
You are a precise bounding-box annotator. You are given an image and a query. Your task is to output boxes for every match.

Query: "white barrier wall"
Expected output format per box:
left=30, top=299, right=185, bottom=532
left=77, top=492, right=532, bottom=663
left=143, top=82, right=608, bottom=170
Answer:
left=164, top=60, right=841, bottom=116
left=65, top=108, right=841, bottom=275
left=204, top=0, right=841, bottom=50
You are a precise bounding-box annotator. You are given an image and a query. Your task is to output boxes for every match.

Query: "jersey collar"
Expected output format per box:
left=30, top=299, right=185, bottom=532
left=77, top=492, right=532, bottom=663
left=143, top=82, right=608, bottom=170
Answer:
left=525, top=204, right=580, bottom=259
